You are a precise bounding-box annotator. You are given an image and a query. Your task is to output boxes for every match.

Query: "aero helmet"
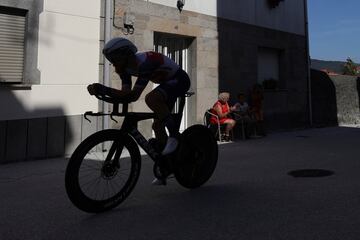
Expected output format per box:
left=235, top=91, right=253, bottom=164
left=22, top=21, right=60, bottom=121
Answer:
left=102, top=37, right=137, bottom=63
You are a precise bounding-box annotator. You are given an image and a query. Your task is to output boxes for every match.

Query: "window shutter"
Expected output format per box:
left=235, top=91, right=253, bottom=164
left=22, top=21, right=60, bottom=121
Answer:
left=0, top=13, right=26, bottom=83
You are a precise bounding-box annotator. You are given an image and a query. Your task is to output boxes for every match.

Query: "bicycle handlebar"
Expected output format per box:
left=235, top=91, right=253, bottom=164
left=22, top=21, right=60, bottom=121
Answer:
left=94, top=94, right=128, bottom=105
left=83, top=93, right=129, bottom=122
left=84, top=91, right=195, bottom=122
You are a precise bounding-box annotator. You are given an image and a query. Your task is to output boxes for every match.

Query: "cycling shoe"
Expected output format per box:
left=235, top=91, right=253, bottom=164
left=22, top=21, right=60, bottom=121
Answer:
left=162, top=137, right=178, bottom=155
left=151, top=178, right=167, bottom=186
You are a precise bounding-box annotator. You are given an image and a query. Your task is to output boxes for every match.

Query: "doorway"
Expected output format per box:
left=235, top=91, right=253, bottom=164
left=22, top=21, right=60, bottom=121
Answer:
left=153, top=32, right=194, bottom=132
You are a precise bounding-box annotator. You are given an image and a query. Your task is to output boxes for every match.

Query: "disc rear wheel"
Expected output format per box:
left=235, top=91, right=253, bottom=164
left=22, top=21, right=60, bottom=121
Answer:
left=174, top=125, right=218, bottom=189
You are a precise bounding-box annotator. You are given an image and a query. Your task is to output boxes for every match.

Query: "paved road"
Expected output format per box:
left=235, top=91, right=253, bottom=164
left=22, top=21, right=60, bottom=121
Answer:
left=1, top=127, right=360, bottom=240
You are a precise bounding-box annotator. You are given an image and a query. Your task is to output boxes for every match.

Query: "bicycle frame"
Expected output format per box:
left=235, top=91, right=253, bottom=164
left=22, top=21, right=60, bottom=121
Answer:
left=122, top=112, right=162, bottom=161
left=85, top=93, right=193, bottom=163
left=65, top=91, right=217, bottom=213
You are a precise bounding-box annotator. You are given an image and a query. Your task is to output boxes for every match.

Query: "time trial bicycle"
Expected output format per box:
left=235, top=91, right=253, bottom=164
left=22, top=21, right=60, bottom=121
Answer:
left=65, top=91, right=218, bottom=213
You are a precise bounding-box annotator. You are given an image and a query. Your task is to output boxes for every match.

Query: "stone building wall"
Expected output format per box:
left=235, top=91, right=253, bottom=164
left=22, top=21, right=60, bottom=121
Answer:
left=109, top=0, right=309, bottom=135
left=332, top=76, right=360, bottom=126
left=311, top=70, right=360, bottom=128
left=110, top=0, right=220, bottom=138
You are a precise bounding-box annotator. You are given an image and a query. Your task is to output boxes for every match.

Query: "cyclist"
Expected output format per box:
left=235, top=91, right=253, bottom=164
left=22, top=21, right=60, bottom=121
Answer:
left=88, top=37, right=190, bottom=157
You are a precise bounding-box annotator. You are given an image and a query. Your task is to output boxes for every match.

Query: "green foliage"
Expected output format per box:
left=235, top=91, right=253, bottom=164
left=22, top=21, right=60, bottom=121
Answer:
left=343, top=57, right=359, bottom=76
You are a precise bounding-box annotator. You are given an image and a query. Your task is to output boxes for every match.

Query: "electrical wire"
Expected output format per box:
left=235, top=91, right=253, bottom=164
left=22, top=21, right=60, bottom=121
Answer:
left=112, top=0, right=122, bottom=30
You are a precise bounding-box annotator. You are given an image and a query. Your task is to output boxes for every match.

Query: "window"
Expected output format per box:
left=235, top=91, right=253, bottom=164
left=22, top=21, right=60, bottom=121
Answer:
left=257, top=47, right=281, bottom=90
left=0, top=6, right=27, bottom=83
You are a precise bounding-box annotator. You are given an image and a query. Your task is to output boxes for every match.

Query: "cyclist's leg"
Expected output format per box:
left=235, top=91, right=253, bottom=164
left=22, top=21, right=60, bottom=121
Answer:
left=145, top=89, right=173, bottom=134
left=145, top=88, right=170, bottom=128
left=146, top=89, right=179, bottom=156
left=145, top=91, right=171, bottom=185
left=145, top=69, right=190, bottom=154
left=160, top=70, right=190, bottom=138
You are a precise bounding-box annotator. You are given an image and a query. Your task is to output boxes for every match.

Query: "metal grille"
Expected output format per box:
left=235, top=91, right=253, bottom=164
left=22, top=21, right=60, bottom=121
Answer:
left=0, top=13, right=26, bottom=83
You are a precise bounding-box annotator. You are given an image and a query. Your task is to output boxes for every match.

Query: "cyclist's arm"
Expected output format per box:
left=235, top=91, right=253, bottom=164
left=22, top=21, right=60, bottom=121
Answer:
left=120, top=73, right=132, bottom=91
left=107, top=76, right=147, bottom=102
left=129, top=77, right=148, bottom=101
left=92, top=73, right=136, bottom=102
left=104, top=87, right=141, bottom=102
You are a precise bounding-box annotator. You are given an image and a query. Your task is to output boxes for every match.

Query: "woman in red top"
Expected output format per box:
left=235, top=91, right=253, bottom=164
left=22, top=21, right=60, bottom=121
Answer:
left=210, top=92, right=236, bottom=141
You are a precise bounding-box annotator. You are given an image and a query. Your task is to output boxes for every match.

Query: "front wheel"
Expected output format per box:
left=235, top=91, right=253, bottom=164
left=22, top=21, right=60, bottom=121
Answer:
left=65, top=129, right=141, bottom=213
left=174, top=125, right=218, bottom=189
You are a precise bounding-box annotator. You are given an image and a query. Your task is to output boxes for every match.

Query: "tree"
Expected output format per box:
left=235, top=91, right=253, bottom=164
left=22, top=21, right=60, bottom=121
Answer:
left=343, top=57, right=359, bottom=76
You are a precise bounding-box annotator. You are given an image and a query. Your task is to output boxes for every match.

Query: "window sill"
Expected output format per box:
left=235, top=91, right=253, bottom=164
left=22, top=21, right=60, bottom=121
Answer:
left=0, top=83, right=32, bottom=90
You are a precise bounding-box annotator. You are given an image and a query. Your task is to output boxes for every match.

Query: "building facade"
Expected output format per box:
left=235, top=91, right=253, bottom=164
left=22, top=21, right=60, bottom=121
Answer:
left=111, top=0, right=309, bottom=133
left=0, top=0, right=101, bottom=163
left=0, top=0, right=309, bottom=163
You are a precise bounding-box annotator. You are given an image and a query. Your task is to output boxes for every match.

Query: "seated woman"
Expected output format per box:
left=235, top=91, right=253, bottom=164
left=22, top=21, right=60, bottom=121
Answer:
left=210, top=92, right=236, bottom=141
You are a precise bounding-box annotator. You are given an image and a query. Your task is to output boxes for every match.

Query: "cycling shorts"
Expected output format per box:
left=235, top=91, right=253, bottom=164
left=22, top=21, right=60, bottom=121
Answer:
left=154, top=69, right=191, bottom=110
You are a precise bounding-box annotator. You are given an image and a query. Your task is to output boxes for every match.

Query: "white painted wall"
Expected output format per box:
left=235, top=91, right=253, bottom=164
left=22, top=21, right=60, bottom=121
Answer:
left=145, top=0, right=305, bottom=35
left=1, top=0, right=101, bottom=120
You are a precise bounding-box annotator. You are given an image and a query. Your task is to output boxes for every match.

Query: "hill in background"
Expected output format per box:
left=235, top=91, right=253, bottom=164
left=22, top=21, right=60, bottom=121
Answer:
left=311, top=59, right=360, bottom=74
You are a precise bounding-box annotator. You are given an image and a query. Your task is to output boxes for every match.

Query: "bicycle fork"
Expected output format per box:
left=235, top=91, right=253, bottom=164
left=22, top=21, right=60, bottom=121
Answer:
left=104, top=139, right=124, bottom=169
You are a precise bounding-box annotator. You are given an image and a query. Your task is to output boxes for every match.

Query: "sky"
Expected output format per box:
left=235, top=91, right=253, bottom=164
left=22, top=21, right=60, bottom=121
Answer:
left=308, top=0, right=360, bottom=63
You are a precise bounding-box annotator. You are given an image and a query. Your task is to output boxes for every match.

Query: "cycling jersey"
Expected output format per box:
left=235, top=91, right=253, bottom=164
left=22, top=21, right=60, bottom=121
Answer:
left=121, top=51, right=180, bottom=89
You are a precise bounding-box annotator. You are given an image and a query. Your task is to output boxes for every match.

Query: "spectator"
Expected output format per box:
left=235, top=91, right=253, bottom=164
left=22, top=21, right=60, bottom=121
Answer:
left=233, top=92, right=253, bottom=138
left=210, top=92, right=236, bottom=141
left=233, top=92, right=250, bottom=116
left=250, top=84, right=266, bottom=136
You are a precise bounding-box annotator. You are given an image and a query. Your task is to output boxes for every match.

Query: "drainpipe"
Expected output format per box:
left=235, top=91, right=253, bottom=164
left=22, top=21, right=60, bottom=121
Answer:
left=103, top=0, right=112, bottom=130
left=304, top=0, right=312, bottom=127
